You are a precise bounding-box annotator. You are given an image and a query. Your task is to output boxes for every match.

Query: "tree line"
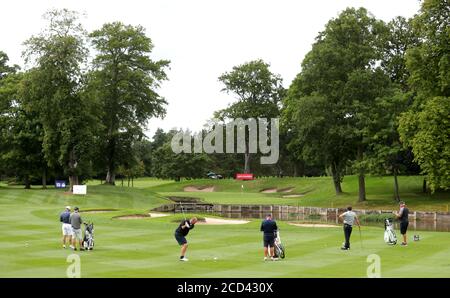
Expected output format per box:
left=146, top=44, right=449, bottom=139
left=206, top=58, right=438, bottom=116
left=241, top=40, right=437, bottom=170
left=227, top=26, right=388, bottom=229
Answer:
left=1, top=1, right=448, bottom=201
left=0, top=9, right=169, bottom=190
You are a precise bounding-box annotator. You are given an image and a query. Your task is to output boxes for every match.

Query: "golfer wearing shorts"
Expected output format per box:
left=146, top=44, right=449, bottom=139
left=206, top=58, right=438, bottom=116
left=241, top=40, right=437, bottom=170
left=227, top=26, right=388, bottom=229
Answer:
left=260, top=214, right=278, bottom=261
left=60, top=206, right=72, bottom=248
left=395, top=201, right=409, bottom=246
left=174, top=217, right=198, bottom=261
left=69, top=207, right=84, bottom=251
left=339, top=206, right=360, bottom=250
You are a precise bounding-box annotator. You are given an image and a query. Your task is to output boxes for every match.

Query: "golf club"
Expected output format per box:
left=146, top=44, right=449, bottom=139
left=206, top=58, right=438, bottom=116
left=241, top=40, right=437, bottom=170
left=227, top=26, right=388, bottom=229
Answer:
left=179, top=201, right=187, bottom=221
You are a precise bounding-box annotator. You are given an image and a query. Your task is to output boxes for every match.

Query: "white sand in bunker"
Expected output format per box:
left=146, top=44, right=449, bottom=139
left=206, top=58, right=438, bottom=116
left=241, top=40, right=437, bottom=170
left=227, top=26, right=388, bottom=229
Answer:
left=261, top=187, right=295, bottom=193
left=261, top=188, right=277, bottom=193
left=196, top=217, right=250, bottom=225
left=282, top=194, right=304, bottom=198
left=148, top=212, right=169, bottom=218
left=278, top=187, right=294, bottom=193
left=114, top=214, right=150, bottom=220
left=184, top=186, right=216, bottom=192
left=114, top=213, right=170, bottom=219
left=288, top=223, right=340, bottom=228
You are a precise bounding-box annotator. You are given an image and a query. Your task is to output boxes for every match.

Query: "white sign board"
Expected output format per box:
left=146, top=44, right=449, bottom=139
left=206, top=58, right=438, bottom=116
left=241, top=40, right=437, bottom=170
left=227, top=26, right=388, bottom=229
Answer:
left=73, top=185, right=87, bottom=195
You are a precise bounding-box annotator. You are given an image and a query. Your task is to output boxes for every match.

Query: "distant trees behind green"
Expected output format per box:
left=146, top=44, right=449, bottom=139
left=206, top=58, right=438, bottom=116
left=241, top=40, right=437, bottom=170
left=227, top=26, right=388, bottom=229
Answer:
left=1, top=0, right=448, bottom=200
left=0, top=9, right=168, bottom=190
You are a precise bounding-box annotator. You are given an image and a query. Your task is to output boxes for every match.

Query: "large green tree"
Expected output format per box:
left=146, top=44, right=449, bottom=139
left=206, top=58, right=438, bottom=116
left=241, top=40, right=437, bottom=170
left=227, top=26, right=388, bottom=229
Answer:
left=367, top=16, right=420, bottom=201
left=23, top=9, right=95, bottom=191
left=283, top=8, right=390, bottom=200
left=217, top=59, right=285, bottom=173
left=88, top=22, right=169, bottom=185
left=0, top=73, right=47, bottom=188
left=399, top=0, right=450, bottom=191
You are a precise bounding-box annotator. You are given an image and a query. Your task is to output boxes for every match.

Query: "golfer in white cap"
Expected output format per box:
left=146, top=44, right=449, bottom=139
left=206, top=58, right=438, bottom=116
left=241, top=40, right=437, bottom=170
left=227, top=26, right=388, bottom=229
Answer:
left=60, top=206, right=72, bottom=248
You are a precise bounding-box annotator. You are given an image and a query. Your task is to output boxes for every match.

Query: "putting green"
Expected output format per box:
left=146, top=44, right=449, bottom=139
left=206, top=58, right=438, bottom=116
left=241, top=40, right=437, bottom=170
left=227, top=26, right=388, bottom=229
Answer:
left=1, top=183, right=449, bottom=277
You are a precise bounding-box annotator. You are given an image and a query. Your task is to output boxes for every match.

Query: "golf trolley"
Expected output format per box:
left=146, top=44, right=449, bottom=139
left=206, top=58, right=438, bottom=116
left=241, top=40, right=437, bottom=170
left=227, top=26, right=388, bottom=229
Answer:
left=273, top=230, right=285, bottom=259
left=82, top=222, right=94, bottom=250
left=384, top=218, right=397, bottom=245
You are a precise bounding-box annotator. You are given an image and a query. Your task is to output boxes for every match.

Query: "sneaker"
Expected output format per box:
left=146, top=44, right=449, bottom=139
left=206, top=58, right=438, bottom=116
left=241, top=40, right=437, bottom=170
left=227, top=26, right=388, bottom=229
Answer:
left=271, top=257, right=279, bottom=261
left=70, top=245, right=75, bottom=250
left=62, top=245, right=66, bottom=249
left=264, top=257, right=268, bottom=261
left=401, top=242, right=408, bottom=246
left=80, top=248, right=85, bottom=251
left=341, top=247, right=350, bottom=250
left=179, top=257, right=189, bottom=262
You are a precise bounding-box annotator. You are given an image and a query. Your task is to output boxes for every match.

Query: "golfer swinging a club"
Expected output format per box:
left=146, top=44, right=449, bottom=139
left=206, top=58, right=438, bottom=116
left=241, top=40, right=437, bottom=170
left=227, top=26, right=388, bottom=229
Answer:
left=339, top=206, right=360, bottom=250
left=174, top=216, right=198, bottom=261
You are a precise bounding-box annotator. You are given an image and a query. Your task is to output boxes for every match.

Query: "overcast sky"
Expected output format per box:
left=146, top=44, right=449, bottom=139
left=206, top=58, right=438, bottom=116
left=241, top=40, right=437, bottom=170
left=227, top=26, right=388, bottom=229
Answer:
left=1, top=0, right=421, bottom=138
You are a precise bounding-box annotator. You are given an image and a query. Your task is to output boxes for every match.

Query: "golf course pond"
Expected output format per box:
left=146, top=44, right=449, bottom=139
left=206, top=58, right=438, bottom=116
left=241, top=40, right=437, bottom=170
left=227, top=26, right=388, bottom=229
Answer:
left=155, top=203, right=450, bottom=232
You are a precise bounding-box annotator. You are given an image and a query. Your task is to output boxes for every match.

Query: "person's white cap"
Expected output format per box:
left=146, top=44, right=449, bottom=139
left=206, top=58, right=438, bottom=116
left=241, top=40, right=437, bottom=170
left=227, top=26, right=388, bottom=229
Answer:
left=66, top=206, right=71, bottom=210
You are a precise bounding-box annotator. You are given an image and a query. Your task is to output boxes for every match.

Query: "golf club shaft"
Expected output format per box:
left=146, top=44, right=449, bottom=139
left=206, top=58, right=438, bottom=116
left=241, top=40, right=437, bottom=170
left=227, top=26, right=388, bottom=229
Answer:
left=180, top=201, right=187, bottom=221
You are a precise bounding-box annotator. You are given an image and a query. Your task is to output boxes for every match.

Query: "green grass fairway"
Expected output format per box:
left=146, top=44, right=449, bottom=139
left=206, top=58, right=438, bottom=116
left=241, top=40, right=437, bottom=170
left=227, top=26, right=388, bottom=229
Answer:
left=147, top=175, right=450, bottom=211
left=1, top=182, right=450, bottom=278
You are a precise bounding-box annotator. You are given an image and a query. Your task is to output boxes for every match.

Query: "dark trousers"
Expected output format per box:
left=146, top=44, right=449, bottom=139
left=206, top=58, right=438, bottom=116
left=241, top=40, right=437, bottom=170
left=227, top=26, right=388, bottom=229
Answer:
left=343, top=224, right=353, bottom=249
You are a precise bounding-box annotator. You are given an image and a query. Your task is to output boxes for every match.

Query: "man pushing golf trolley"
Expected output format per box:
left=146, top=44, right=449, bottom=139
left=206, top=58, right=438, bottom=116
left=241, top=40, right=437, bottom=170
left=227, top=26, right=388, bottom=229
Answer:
left=260, top=214, right=285, bottom=261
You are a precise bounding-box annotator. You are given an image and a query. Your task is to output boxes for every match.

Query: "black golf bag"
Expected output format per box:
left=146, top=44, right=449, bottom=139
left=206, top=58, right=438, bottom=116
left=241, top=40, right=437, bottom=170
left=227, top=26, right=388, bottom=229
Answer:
left=273, top=231, right=285, bottom=259
left=384, top=218, right=397, bottom=245
left=83, top=222, right=94, bottom=250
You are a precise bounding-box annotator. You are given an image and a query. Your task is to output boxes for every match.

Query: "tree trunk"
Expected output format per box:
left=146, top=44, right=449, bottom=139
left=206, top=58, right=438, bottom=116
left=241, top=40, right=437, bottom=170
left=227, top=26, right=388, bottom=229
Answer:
left=106, top=168, right=116, bottom=185
left=244, top=153, right=251, bottom=174
left=243, top=126, right=252, bottom=174
left=24, top=175, right=31, bottom=189
left=42, top=168, right=47, bottom=189
left=331, top=162, right=343, bottom=195
left=358, top=173, right=366, bottom=202
left=105, top=134, right=116, bottom=185
left=393, top=168, right=400, bottom=202
left=69, top=175, right=79, bottom=192
left=422, top=178, right=427, bottom=193
left=132, top=176, right=134, bottom=187
left=298, top=160, right=305, bottom=177
left=67, top=148, right=79, bottom=192
left=357, top=146, right=366, bottom=202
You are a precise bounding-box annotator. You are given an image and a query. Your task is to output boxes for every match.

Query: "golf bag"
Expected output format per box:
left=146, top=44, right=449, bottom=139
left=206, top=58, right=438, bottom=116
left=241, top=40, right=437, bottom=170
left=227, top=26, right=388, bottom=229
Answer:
left=273, top=231, right=285, bottom=259
left=83, top=222, right=94, bottom=250
left=384, top=219, right=397, bottom=245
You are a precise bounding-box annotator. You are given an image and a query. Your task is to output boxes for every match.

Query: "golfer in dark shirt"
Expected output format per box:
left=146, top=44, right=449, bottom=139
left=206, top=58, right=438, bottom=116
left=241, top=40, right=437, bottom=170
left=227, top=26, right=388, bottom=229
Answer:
left=174, top=217, right=198, bottom=261
left=260, top=214, right=278, bottom=261
left=60, top=206, right=72, bottom=249
left=395, top=201, right=409, bottom=246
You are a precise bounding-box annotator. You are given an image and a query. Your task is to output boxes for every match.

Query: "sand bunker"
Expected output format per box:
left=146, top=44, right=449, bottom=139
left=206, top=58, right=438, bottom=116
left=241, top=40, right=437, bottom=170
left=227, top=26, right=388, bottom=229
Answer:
left=148, top=212, right=169, bottom=218
left=288, top=223, right=339, bottom=228
left=282, top=194, right=304, bottom=198
left=261, top=187, right=295, bottom=193
left=261, top=188, right=278, bottom=193
left=81, top=209, right=118, bottom=214
left=184, top=186, right=215, bottom=192
left=114, top=214, right=150, bottom=220
left=278, top=187, right=294, bottom=193
left=196, top=217, right=250, bottom=225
